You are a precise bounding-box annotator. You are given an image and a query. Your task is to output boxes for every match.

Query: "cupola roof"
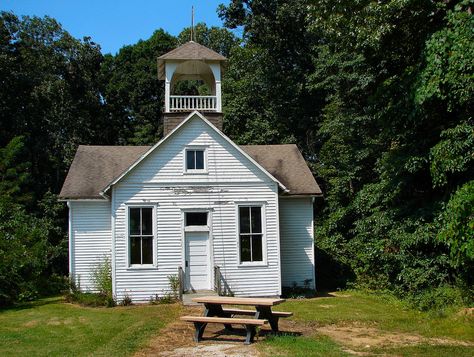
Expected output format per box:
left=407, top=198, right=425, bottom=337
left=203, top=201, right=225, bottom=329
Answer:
left=158, top=41, right=226, bottom=79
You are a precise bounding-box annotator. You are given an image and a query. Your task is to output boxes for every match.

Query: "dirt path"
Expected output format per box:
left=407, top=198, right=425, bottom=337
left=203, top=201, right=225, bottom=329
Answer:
left=134, top=307, right=307, bottom=357
left=135, top=306, right=473, bottom=357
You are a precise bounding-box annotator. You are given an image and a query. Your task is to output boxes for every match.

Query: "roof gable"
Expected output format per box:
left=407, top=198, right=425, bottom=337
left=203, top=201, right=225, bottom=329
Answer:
left=100, top=111, right=287, bottom=196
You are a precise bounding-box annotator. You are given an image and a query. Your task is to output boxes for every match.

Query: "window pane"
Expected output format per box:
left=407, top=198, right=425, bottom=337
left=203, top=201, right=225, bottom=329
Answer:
left=195, top=150, right=204, bottom=169
left=240, top=235, right=251, bottom=262
left=129, top=208, right=140, bottom=235
left=130, top=237, right=141, bottom=264
left=251, top=207, right=262, bottom=233
left=186, top=212, right=207, bottom=226
left=239, top=207, right=250, bottom=233
left=141, top=208, right=153, bottom=235
left=186, top=150, right=195, bottom=170
left=251, top=235, right=263, bottom=261
left=141, top=237, right=153, bottom=264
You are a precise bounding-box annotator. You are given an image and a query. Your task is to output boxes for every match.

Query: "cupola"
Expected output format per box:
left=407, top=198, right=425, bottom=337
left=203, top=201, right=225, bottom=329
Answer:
left=158, top=41, right=227, bottom=135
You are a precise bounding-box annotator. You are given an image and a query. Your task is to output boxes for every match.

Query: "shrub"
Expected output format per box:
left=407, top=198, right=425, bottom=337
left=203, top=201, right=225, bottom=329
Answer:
left=119, top=291, right=133, bottom=306
left=167, top=274, right=180, bottom=300
left=90, top=256, right=113, bottom=297
left=405, top=285, right=465, bottom=312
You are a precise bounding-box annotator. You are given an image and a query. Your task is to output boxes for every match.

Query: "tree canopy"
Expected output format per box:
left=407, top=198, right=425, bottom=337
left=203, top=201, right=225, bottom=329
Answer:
left=0, top=1, right=472, bottom=306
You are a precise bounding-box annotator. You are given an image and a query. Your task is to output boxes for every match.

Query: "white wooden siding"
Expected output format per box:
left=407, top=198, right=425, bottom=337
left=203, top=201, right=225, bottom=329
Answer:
left=279, top=197, right=315, bottom=289
left=113, top=116, right=281, bottom=301
left=120, top=118, right=271, bottom=185
left=70, top=201, right=111, bottom=291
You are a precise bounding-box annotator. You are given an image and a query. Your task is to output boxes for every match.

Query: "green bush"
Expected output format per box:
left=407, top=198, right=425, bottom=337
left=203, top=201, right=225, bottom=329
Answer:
left=405, top=285, right=465, bottom=312
left=90, top=256, right=113, bottom=297
left=0, top=198, right=50, bottom=306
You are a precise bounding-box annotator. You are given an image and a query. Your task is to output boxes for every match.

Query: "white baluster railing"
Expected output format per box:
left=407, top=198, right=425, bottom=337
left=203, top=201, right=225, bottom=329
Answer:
left=169, top=95, right=217, bottom=111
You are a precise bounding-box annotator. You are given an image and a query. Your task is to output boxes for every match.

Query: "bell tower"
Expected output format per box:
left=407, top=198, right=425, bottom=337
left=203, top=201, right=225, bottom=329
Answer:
left=158, top=41, right=226, bottom=135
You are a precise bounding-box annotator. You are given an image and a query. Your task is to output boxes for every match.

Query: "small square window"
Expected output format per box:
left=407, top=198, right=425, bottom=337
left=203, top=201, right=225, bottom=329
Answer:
left=186, top=149, right=205, bottom=171
left=185, top=212, right=208, bottom=226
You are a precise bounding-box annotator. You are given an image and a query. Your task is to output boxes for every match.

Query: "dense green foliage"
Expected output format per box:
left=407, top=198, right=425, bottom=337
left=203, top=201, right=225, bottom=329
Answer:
left=0, top=1, right=472, bottom=307
left=219, top=0, right=473, bottom=305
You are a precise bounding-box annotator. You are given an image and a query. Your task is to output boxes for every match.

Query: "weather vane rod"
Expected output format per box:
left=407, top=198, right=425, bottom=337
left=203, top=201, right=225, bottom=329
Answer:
left=191, top=6, right=195, bottom=42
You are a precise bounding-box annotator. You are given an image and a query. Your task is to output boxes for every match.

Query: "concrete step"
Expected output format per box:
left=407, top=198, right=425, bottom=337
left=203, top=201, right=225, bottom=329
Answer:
left=182, top=290, right=217, bottom=306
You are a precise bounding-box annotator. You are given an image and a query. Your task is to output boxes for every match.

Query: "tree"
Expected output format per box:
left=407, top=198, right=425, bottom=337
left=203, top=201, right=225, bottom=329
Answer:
left=100, top=29, right=176, bottom=145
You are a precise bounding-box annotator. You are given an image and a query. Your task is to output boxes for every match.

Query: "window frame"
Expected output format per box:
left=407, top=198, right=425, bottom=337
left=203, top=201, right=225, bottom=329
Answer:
left=236, top=202, right=267, bottom=266
left=126, top=204, right=157, bottom=269
left=183, top=146, right=208, bottom=174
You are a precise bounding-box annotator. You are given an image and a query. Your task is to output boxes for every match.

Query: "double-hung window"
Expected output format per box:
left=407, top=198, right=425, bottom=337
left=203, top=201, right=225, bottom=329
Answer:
left=185, top=148, right=206, bottom=172
left=238, top=206, right=264, bottom=263
left=129, top=207, right=154, bottom=266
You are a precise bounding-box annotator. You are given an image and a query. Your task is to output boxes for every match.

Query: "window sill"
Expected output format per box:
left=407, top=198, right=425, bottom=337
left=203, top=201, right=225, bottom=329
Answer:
left=183, top=171, right=208, bottom=175
left=237, top=262, right=268, bottom=268
left=127, top=265, right=157, bottom=270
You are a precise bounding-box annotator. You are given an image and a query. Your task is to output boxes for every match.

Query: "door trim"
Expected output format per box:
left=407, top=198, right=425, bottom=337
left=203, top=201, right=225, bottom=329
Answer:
left=180, top=209, right=213, bottom=291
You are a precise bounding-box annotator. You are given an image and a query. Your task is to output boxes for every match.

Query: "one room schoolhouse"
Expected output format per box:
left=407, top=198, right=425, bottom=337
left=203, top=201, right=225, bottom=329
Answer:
left=59, top=41, right=322, bottom=302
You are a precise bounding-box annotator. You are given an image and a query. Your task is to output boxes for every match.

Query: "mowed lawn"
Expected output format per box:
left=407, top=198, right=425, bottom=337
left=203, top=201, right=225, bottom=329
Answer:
left=0, top=292, right=473, bottom=357
left=0, top=297, right=182, bottom=357
left=259, top=291, right=474, bottom=357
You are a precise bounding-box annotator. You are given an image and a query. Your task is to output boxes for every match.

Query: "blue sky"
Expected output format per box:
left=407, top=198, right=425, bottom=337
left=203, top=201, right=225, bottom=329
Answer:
left=1, top=0, right=230, bottom=54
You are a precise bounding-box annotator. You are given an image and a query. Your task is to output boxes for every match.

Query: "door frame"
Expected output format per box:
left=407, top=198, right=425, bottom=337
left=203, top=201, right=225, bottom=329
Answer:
left=180, top=208, right=213, bottom=291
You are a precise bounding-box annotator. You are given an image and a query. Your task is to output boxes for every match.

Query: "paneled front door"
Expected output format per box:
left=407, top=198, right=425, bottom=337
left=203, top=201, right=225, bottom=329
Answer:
left=184, top=231, right=210, bottom=291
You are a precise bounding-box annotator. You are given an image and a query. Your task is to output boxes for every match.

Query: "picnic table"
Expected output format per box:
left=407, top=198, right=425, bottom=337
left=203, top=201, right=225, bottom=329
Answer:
left=181, top=296, right=293, bottom=344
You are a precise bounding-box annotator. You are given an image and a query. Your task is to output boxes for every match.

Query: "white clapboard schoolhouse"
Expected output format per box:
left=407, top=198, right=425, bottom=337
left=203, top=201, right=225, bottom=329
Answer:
left=59, top=41, right=322, bottom=302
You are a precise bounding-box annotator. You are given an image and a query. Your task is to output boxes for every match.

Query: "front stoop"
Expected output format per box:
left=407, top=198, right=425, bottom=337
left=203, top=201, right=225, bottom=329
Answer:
left=182, top=290, right=217, bottom=306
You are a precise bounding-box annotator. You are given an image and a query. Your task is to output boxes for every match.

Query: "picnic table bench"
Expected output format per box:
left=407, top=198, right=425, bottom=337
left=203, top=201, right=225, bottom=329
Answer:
left=181, top=296, right=293, bottom=344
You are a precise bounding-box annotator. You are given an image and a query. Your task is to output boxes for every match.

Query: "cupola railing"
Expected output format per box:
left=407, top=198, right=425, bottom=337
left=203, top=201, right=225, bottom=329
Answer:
left=169, top=95, right=217, bottom=112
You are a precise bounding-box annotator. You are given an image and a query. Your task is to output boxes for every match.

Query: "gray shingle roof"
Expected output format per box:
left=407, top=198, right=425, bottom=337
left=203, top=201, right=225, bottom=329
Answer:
left=158, top=41, right=227, bottom=61
left=59, top=144, right=321, bottom=200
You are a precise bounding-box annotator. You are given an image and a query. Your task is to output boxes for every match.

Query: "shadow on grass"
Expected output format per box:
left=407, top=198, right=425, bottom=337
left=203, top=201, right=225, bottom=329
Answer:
left=0, top=296, right=63, bottom=313
left=202, top=327, right=303, bottom=344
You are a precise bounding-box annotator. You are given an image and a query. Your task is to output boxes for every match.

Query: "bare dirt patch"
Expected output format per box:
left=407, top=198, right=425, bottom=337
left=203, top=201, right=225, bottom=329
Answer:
left=23, top=320, right=39, bottom=328
left=134, top=307, right=309, bottom=357
left=317, top=323, right=474, bottom=351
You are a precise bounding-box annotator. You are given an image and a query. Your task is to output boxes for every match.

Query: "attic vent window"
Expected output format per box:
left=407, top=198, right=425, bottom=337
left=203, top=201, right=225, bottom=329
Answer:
left=185, top=148, right=206, bottom=173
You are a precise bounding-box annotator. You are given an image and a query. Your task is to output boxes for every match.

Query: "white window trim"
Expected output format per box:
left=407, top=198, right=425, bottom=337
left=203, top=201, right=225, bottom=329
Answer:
left=184, top=210, right=210, bottom=232
left=125, top=203, right=158, bottom=269
left=183, top=146, right=208, bottom=174
left=235, top=202, right=268, bottom=267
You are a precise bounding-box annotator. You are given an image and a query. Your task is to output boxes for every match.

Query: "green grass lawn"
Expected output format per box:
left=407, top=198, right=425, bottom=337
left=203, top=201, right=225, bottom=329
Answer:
left=258, top=291, right=474, bottom=357
left=0, top=297, right=181, bottom=357
left=1, top=292, right=472, bottom=357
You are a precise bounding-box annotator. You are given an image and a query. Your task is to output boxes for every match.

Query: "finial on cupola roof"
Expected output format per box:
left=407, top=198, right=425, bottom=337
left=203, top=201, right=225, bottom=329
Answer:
left=190, top=6, right=195, bottom=42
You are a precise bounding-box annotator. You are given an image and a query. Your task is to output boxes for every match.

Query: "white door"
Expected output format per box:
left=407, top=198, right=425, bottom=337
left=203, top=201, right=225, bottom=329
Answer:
left=185, top=232, right=210, bottom=291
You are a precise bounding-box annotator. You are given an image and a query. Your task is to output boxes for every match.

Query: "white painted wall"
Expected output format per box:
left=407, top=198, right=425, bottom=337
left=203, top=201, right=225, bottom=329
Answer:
left=113, top=117, right=281, bottom=301
left=69, top=201, right=112, bottom=291
left=279, top=197, right=315, bottom=289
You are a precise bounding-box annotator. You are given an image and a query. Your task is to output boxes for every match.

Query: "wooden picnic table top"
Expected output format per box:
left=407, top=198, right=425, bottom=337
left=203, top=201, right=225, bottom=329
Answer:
left=191, top=295, right=285, bottom=306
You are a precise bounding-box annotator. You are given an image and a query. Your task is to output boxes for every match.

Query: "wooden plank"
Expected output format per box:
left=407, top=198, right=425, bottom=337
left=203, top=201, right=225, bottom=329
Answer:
left=180, top=315, right=268, bottom=325
left=222, top=308, right=293, bottom=317
left=192, top=296, right=285, bottom=306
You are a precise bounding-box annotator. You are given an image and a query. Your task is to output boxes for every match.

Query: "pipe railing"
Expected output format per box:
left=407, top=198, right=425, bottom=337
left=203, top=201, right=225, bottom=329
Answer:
left=178, top=266, right=184, bottom=301
left=214, top=266, right=222, bottom=296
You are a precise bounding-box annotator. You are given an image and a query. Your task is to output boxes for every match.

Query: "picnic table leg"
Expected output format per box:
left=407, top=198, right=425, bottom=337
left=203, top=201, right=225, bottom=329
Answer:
left=204, top=303, right=234, bottom=331
left=244, top=324, right=257, bottom=345
left=193, top=322, right=207, bottom=342
left=255, top=306, right=279, bottom=332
